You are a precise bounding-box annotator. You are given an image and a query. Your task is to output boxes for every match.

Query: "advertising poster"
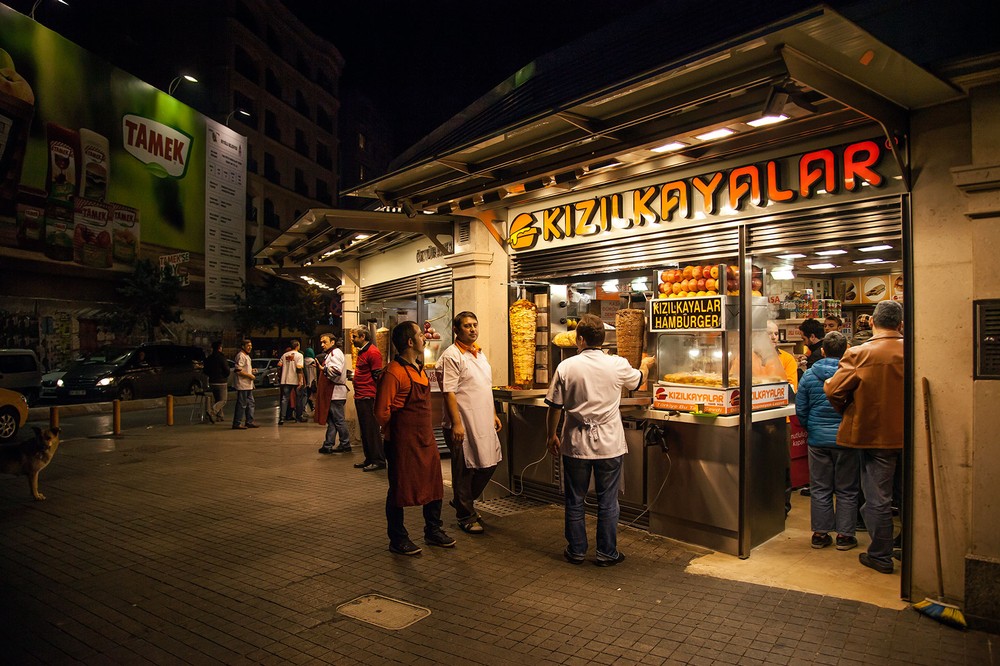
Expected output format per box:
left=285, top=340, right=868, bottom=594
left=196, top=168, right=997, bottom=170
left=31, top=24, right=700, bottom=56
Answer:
left=0, top=5, right=245, bottom=307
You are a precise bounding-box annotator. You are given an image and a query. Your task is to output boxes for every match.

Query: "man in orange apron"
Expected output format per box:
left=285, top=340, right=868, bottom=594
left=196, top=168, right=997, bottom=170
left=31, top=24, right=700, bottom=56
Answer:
left=375, top=321, right=456, bottom=556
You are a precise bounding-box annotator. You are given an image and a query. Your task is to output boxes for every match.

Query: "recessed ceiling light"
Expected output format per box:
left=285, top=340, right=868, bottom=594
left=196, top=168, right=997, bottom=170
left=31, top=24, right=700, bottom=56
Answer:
left=747, top=114, right=788, bottom=128
left=651, top=141, right=687, bottom=153
left=355, top=233, right=371, bottom=240
left=807, top=263, right=837, bottom=270
left=695, top=128, right=735, bottom=141
left=777, top=253, right=806, bottom=259
left=816, top=249, right=847, bottom=256
left=853, top=258, right=884, bottom=264
left=771, top=268, right=795, bottom=280
left=859, top=244, right=893, bottom=252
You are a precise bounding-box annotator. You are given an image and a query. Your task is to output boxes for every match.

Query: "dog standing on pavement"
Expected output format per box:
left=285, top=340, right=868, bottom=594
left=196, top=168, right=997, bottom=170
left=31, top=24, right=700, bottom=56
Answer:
left=1, top=427, right=62, bottom=501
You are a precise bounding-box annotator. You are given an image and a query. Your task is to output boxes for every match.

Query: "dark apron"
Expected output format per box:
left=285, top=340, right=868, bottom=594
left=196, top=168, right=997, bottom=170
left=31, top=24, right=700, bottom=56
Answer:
left=386, top=365, right=443, bottom=507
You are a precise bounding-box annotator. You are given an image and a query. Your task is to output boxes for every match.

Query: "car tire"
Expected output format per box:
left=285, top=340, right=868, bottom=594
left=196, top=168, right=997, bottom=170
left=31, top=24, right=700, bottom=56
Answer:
left=118, top=384, right=135, bottom=401
left=0, top=406, right=20, bottom=442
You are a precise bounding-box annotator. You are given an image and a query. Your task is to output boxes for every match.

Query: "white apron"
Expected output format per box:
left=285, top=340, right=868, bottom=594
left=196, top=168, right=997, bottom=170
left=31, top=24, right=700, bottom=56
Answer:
left=452, top=350, right=502, bottom=469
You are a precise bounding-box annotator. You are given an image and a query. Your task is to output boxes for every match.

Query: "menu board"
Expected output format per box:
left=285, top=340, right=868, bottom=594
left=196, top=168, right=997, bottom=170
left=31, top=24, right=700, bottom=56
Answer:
left=835, top=278, right=860, bottom=305
left=890, top=273, right=903, bottom=301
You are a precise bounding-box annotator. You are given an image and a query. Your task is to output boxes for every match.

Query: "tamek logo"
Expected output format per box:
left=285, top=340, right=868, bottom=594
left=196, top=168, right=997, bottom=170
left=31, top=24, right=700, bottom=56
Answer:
left=122, top=114, right=193, bottom=178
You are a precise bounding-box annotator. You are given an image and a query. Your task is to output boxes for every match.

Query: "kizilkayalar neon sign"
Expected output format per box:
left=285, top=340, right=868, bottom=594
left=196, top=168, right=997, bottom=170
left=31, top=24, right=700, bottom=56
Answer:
left=506, top=139, right=888, bottom=251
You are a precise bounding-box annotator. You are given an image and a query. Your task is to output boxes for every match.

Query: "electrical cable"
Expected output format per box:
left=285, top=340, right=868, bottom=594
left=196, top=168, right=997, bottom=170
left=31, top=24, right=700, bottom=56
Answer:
left=487, top=448, right=551, bottom=497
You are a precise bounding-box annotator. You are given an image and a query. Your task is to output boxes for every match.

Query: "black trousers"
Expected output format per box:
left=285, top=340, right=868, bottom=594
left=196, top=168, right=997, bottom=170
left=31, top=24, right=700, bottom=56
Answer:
left=355, top=397, right=385, bottom=465
left=444, top=427, right=497, bottom=526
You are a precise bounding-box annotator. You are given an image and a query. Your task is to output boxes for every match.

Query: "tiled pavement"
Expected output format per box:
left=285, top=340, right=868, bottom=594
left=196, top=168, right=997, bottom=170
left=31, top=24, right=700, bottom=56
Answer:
left=1, top=416, right=995, bottom=665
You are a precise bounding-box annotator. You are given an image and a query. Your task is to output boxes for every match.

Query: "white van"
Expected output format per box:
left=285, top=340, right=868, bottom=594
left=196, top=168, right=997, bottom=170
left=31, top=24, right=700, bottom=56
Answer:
left=0, top=349, right=43, bottom=406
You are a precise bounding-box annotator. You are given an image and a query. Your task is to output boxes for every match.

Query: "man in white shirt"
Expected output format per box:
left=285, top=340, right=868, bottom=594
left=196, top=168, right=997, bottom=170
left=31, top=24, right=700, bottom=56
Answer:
left=440, top=311, right=502, bottom=534
left=277, top=340, right=306, bottom=425
left=232, top=339, right=259, bottom=430
left=545, top=314, right=654, bottom=566
left=317, top=333, right=351, bottom=454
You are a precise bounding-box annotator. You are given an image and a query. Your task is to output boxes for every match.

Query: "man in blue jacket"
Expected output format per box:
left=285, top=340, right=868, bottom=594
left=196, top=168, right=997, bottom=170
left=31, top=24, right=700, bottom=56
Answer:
left=795, top=331, right=859, bottom=551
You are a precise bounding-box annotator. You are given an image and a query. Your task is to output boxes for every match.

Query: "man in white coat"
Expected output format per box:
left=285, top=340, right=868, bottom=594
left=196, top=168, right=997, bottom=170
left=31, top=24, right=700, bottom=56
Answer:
left=440, top=311, right=502, bottom=534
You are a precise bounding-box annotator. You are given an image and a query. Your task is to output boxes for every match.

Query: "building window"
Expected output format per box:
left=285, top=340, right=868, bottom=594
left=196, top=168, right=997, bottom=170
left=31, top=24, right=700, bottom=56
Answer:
left=316, top=69, right=335, bottom=95
left=263, top=198, right=280, bottom=229
left=265, top=69, right=282, bottom=99
left=234, top=46, right=258, bottom=83
left=294, top=169, right=309, bottom=196
left=232, top=91, right=256, bottom=120
left=316, top=179, right=332, bottom=205
left=295, top=129, right=309, bottom=157
left=316, top=143, right=332, bottom=169
left=316, top=106, right=333, bottom=133
left=235, top=1, right=259, bottom=35
left=264, top=111, right=281, bottom=142
left=264, top=152, right=280, bottom=184
left=296, top=54, right=312, bottom=80
left=358, top=133, right=366, bottom=151
left=266, top=27, right=284, bottom=59
left=295, top=90, right=310, bottom=119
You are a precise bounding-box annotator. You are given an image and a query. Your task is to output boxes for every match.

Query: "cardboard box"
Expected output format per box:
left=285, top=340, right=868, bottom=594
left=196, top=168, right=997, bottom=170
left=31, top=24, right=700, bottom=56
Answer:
left=652, top=382, right=789, bottom=415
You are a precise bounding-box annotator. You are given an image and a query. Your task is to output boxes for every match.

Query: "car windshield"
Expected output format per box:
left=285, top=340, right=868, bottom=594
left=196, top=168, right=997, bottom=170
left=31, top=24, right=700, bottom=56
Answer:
left=251, top=359, right=272, bottom=370
left=77, top=348, right=131, bottom=365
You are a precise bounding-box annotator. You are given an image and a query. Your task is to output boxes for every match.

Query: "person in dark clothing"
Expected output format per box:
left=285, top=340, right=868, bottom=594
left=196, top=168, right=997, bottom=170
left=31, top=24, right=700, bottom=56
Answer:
left=203, top=340, right=230, bottom=423
left=797, top=318, right=826, bottom=373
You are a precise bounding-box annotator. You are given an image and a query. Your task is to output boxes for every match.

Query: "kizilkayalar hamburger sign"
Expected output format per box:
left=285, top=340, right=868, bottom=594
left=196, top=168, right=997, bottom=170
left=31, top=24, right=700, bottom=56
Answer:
left=0, top=4, right=208, bottom=273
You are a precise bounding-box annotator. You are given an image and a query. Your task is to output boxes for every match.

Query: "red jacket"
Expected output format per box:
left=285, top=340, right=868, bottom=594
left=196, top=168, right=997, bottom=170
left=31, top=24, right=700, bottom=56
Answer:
left=353, top=342, right=383, bottom=399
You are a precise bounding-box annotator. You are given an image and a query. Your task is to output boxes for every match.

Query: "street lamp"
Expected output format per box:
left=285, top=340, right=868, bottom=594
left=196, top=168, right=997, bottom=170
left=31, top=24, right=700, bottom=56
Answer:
left=167, top=74, right=198, bottom=96
left=225, top=109, right=251, bottom=126
left=30, top=0, right=69, bottom=20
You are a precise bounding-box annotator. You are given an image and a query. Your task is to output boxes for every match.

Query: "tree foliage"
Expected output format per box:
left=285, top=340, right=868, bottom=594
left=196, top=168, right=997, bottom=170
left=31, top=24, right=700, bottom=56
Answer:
left=232, top=275, right=327, bottom=338
left=105, top=259, right=184, bottom=342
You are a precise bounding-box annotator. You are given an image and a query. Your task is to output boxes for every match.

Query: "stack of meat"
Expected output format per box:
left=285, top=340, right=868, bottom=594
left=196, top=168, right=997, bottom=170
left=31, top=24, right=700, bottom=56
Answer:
left=615, top=308, right=645, bottom=369
left=509, top=298, right=538, bottom=387
left=375, top=326, right=391, bottom=362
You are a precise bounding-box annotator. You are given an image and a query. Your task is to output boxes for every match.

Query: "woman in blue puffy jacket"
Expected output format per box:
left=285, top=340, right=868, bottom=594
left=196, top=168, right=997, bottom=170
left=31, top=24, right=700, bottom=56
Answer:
left=795, top=331, right=860, bottom=551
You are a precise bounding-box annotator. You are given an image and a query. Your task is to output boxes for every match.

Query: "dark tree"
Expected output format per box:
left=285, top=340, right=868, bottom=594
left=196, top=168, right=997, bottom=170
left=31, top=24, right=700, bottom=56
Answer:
left=232, top=276, right=327, bottom=339
left=105, top=259, right=184, bottom=342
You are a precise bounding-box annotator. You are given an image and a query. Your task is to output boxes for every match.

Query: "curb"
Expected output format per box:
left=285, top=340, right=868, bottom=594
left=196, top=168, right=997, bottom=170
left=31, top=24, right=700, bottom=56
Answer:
left=28, top=387, right=280, bottom=421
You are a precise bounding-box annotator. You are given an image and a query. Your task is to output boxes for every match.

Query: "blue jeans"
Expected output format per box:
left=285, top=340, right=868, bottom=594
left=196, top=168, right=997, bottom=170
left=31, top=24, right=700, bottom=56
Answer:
left=859, top=449, right=900, bottom=565
left=562, top=454, right=623, bottom=561
left=279, top=384, right=303, bottom=421
left=232, top=389, right=255, bottom=426
left=324, top=400, right=349, bottom=448
left=808, top=446, right=860, bottom=535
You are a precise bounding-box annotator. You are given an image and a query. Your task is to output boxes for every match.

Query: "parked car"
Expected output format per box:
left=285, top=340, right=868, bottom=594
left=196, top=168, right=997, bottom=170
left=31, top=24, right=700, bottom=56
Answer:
left=0, top=387, right=29, bottom=442
left=251, top=358, right=280, bottom=387
left=55, top=343, right=205, bottom=402
left=0, top=348, right=43, bottom=406
left=39, top=368, right=68, bottom=401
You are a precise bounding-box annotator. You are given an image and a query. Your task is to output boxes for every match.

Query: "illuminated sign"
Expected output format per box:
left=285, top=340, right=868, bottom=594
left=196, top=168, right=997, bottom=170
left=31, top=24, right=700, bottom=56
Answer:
left=650, top=296, right=723, bottom=332
left=507, top=139, right=888, bottom=251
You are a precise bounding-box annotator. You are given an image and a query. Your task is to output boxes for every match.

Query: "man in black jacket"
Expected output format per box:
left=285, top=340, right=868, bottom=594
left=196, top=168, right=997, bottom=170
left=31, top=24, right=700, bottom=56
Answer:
left=203, top=340, right=230, bottom=423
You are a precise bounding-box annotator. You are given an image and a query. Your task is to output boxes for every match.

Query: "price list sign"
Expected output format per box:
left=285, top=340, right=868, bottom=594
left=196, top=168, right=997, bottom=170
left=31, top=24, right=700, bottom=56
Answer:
left=649, top=296, right=724, bottom=332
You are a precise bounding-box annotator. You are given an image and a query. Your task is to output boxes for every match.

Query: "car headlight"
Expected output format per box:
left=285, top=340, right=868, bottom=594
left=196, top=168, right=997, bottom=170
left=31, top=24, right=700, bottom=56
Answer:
left=97, top=377, right=116, bottom=387
left=56, top=379, right=64, bottom=387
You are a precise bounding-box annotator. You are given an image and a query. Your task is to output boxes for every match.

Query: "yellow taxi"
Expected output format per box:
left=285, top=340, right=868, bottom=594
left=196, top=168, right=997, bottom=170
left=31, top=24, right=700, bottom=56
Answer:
left=0, top=387, right=29, bottom=442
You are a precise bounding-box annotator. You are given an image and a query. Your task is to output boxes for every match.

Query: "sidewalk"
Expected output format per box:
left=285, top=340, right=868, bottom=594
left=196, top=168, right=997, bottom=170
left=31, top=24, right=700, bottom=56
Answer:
left=1, top=415, right=994, bottom=665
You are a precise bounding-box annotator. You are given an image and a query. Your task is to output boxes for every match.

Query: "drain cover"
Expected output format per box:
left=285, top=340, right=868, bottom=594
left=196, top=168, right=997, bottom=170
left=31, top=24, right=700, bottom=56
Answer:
left=336, top=594, right=430, bottom=630
left=477, top=495, right=546, bottom=517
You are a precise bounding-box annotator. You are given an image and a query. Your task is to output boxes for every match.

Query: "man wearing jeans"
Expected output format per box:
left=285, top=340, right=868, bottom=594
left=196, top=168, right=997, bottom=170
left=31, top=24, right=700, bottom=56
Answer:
left=316, top=333, right=351, bottom=454
left=545, top=314, right=654, bottom=566
left=825, top=300, right=904, bottom=574
left=232, top=339, right=259, bottom=430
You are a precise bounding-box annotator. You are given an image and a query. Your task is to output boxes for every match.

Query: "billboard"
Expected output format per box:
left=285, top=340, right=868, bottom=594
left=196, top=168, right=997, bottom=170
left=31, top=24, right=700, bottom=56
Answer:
left=0, top=4, right=245, bottom=309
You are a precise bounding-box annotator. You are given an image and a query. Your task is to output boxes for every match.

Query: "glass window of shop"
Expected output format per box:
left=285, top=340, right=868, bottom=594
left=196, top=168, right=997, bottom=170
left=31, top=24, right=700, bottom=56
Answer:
left=359, top=293, right=453, bottom=365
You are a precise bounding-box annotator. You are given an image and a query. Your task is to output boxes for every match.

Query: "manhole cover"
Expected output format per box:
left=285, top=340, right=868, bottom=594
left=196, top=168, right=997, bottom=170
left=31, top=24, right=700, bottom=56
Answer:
left=477, top=495, right=546, bottom=517
left=336, top=594, right=430, bottom=630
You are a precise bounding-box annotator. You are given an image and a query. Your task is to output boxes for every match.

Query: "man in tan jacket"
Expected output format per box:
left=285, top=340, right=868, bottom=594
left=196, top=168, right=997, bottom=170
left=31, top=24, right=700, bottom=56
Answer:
left=824, top=300, right=904, bottom=574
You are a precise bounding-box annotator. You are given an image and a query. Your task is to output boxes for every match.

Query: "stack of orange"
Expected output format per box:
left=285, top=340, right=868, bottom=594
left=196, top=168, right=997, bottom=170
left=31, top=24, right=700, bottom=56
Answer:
left=657, top=264, right=743, bottom=298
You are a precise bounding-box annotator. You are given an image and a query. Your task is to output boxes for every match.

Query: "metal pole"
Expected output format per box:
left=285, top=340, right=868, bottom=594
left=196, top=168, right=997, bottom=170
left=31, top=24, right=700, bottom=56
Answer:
left=113, top=399, right=121, bottom=436
left=49, top=406, right=58, bottom=430
left=166, top=395, right=174, bottom=426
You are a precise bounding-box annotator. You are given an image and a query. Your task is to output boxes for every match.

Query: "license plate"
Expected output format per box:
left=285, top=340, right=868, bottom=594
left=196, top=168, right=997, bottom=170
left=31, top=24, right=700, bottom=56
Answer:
left=69, top=390, right=86, bottom=396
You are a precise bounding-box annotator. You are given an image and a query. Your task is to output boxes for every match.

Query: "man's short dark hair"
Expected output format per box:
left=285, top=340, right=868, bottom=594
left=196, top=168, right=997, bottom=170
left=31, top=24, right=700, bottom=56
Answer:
left=825, top=315, right=843, bottom=327
left=822, top=331, right=848, bottom=358
left=212, top=340, right=223, bottom=352
left=391, top=321, right=420, bottom=355
left=872, top=300, right=903, bottom=330
left=575, top=314, right=606, bottom=347
left=290, top=339, right=300, bottom=349
left=352, top=326, right=371, bottom=342
left=799, top=318, right=825, bottom=340
left=452, top=311, right=478, bottom=332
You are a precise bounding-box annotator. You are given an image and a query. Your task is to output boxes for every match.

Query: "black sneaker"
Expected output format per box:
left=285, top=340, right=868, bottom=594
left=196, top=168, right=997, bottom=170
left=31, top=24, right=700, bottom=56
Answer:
left=353, top=461, right=371, bottom=468
left=595, top=552, right=626, bottom=567
left=859, top=552, right=893, bottom=574
left=318, top=445, right=334, bottom=454
left=331, top=445, right=352, bottom=453
left=424, top=528, right=456, bottom=548
left=362, top=463, right=386, bottom=472
left=563, top=547, right=584, bottom=565
left=278, top=420, right=284, bottom=426
left=389, top=539, right=422, bottom=556
left=836, top=535, right=858, bottom=551
left=811, top=533, right=833, bottom=549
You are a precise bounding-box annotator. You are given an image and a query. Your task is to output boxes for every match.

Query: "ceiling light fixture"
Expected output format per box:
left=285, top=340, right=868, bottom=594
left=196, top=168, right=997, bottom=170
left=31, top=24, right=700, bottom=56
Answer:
left=695, top=128, right=735, bottom=141
left=650, top=141, right=687, bottom=153
left=777, top=253, right=807, bottom=259
left=816, top=249, right=847, bottom=256
left=859, top=244, right=893, bottom=252
left=853, top=258, right=885, bottom=264
left=771, top=267, right=795, bottom=280
left=747, top=114, right=788, bottom=128
left=807, top=263, right=837, bottom=270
